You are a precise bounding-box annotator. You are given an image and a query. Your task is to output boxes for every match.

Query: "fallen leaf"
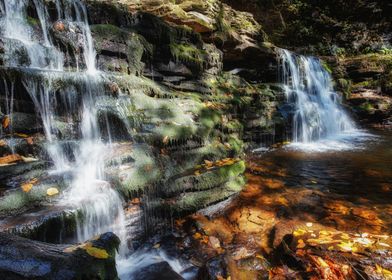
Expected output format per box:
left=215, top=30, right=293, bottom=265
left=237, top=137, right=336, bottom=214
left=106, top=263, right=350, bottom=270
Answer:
left=85, top=245, right=109, bottom=259
left=376, top=264, right=392, bottom=279
left=153, top=243, right=160, bottom=249
left=297, top=239, right=306, bottom=249
left=163, top=136, right=169, bottom=144
left=2, top=116, right=10, bottom=129
left=47, top=187, right=59, bottom=196
left=14, top=133, right=29, bottom=138
left=0, top=154, right=22, bottom=165
left=21, top=183, right=33, bottom=193
left=293, top=228, right=307, bottom=237
left=337, top=241, right=357, bottom=252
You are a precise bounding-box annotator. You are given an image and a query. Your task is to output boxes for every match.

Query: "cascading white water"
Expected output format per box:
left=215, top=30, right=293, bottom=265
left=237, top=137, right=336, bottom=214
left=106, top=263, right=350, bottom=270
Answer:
left=279, top=49, right=356, bottom=144
left=55, top=0, right=97, bottom=74
left=0, top=0, right=64, bottom=70
left=0, top=0, right=127, bottom=256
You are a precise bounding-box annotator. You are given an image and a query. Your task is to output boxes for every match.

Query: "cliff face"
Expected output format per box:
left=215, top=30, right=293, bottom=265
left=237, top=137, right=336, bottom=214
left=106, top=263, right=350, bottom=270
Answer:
left=0, top=0, right=285, bottom=246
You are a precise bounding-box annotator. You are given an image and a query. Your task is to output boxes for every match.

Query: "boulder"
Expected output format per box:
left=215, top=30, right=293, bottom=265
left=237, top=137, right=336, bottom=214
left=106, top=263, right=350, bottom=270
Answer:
left=0, top=232, right=120, bottom=280
left=131, top=261, right=183, bottom=280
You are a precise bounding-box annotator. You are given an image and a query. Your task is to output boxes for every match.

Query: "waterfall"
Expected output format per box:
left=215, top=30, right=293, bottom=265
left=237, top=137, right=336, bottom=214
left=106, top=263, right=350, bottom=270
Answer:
left=279, top=49, right=356, bottom=144
left=0, top=0, right=127, bottom=255
left=55, top=0, right=97, bottom=74
left=0, top=0, right=64, bottom=70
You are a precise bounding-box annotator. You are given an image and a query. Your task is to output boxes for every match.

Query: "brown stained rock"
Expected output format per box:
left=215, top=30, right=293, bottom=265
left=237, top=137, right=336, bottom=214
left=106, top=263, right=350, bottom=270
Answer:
left=190, top=215, right=234, bottom=245
left=53, top=21, right=65, bottom=32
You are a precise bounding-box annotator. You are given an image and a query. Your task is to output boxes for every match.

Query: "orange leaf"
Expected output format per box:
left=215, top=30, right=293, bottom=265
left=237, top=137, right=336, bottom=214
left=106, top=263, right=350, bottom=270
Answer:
left=21, top=183, right=33, bottom=193
left=0, top=154, right=22, bottom=165
left=2, top=116, right=10, bottom=129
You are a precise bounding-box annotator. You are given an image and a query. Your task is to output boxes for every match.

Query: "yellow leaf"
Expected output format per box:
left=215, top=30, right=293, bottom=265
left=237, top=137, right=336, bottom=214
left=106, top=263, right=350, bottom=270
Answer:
left=14, top=133, right=29, bottom=138
left=297, top=239, right=306, bottom=249
left=2, top=116, right=10, bottom=129
left=316, top=257, right=329, bottom=268
left=47, top=187, right=59, bottom=196
left=153, top=243, right=160, bottom=249
left=376, top=264, right=392, bottom=279
left=337, top=241, right=357, bottom=252
left=85, top=246, right=109, bottom=259
left=21, top=183, right=33, bottom=193
left=163, top=136, right=169, bottom=144
left=293, top=228, right=307, bottom=237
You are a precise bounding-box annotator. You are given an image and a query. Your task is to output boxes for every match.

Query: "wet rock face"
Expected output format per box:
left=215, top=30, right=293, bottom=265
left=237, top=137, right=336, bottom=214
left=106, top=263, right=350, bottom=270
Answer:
left=0, top=232, right=119, bottom=279
left=329, top=54, right=392, bottom=126
left=223, top=0, right=391, bottom=55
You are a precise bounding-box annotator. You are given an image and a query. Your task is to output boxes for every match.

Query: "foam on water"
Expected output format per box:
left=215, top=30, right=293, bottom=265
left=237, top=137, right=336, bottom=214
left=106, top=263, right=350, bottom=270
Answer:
left=285, top=130, right=375, bottom=152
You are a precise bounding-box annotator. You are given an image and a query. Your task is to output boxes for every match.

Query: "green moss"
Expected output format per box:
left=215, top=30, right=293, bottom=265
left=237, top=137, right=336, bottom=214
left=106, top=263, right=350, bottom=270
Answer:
left=199, top=108, right=221, bottom=130
left=91, top=24, right=128, bottom=39
left=0, top=183, right=64, bottom=217
left=227, top=135, right=244, bottom=154
left=169, top=173, right=246, bottom=214
left=169, top=43, right=206, bottom=69
left=218, top=160, right=246, bottom=179
left=27, top=16, right=40, bottom=26
left=337, top=78, right=352, bottom=99
left=321, top=60, right=333, bottom=74
left=359, top=102, right=375, bottom=112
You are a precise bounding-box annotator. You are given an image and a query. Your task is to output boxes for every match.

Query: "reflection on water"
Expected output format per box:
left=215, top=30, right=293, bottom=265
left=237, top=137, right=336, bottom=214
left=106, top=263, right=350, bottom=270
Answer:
left=251, top=130, right=392, bottom=233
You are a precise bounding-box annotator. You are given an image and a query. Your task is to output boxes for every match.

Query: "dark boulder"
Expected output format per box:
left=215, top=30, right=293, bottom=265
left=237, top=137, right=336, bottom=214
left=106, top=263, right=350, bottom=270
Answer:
left=131, top=261, right=183, bottom=280
left=0, top=232, right=120, bottom=280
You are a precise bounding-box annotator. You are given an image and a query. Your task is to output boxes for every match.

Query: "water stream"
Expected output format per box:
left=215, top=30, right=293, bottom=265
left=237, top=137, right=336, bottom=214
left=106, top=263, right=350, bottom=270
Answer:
left=278, top=49, right=368, bottom=151
left=0, top=0, right=127, bottom=255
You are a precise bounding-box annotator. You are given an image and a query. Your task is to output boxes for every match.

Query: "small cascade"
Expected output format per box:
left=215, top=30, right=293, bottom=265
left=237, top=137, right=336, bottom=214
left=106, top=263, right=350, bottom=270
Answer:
left=279, top=49, right=356, bottom=144
left=55, top=0, right=97, bottom=73
left=0, top=0, right=128, bottom=256
left=0, top=0, right=64, bottom=70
